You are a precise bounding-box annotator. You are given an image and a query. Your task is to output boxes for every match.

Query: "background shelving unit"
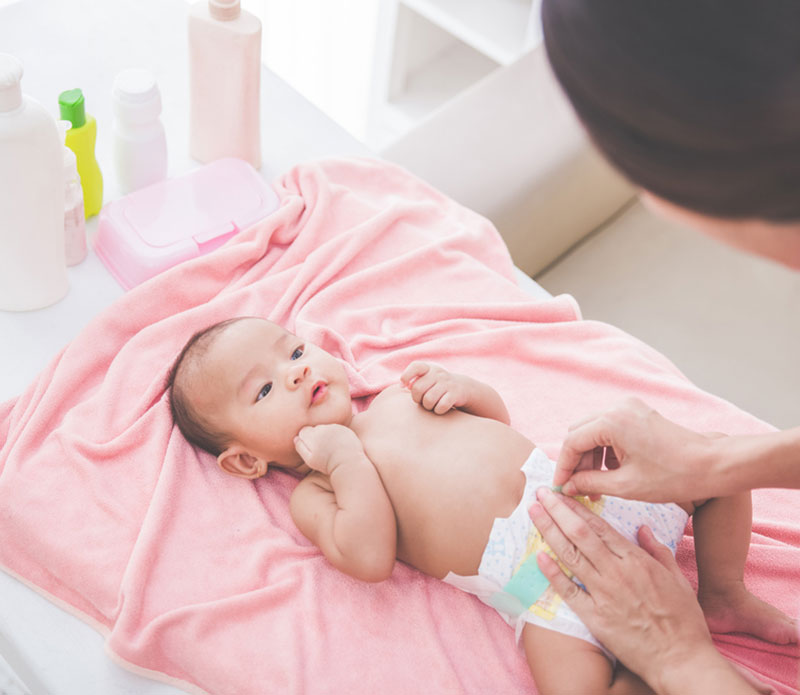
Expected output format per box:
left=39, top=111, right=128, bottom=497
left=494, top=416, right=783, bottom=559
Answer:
left=368, top=0, right=541, bottom=149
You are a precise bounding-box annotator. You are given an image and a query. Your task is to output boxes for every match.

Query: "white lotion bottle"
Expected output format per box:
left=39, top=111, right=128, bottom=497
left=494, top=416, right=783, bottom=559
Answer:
left=0, top=54, right=68, bottom=311
left=188, top=0, right=262, bottom=169
left=112, top=68, right=168, bottom=194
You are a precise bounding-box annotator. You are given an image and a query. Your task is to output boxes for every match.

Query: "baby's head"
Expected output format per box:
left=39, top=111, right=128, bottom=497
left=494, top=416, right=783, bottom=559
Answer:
left=167, top=317, right=353, bottom=478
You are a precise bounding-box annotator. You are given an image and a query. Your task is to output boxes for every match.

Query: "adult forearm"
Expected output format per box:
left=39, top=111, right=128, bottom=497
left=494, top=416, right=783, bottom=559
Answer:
left=655, top=647, right=758, bottom=695
left=714, top=426, right=800, bottom=495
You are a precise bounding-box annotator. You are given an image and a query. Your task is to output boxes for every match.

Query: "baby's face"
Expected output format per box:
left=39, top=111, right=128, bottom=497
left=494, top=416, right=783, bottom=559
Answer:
left=190, top=318, right=353, bottom=469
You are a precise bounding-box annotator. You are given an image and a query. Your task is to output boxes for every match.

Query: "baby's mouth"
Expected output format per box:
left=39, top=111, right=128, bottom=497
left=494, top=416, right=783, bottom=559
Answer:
left=311, top=381, right=327, bottom=404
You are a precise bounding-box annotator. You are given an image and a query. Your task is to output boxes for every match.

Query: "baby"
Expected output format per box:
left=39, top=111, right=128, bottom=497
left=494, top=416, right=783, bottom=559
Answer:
left=167, top=316, right=797, bottom=695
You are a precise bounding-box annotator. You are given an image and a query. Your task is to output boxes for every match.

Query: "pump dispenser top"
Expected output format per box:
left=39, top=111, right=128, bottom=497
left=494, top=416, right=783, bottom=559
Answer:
left=209, top=0, right=240, bottom=20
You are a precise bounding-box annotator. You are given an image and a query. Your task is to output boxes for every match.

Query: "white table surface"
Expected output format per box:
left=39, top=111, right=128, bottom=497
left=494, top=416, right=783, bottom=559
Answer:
left=0, top=1, right=371, bottom=693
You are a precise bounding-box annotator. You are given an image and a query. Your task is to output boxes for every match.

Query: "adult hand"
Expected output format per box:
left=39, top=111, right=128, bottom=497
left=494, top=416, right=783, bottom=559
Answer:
left=529, top=489, right=759, bottom=695
left=553, top=397, right=720, bottom=503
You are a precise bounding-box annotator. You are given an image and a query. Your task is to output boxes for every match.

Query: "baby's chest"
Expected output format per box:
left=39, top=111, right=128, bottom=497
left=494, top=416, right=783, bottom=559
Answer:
left=355, top=388, right=466, bottom=465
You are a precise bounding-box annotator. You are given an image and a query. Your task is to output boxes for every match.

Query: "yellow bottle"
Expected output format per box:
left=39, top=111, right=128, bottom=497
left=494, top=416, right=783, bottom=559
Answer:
left=58, top=88, right=103, bottom=218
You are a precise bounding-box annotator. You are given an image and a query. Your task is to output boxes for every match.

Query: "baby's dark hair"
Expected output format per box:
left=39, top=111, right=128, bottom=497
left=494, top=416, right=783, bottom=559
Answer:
left=166, top=318, right=246, bottom=457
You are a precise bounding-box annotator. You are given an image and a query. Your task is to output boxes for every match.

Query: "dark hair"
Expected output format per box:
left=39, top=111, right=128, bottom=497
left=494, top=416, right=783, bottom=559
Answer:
left=166, top=318, right=245, bottom=457
left=541, top=0, right=800, bottom=221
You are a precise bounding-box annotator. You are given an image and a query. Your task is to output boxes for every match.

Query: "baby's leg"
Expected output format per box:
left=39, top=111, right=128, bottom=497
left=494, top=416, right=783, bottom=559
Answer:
left=521, top=624, right=653, bottom=695
left=693, top=492, right=798, bottom=644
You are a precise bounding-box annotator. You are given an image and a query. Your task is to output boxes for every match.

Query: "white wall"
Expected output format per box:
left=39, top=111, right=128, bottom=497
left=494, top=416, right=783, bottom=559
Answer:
left=260, top=0, right=380, bottom=142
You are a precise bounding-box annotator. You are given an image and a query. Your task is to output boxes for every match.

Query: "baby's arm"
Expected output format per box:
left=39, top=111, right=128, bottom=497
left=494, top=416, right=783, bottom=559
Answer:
left=290, top=424, right=397, bottom=583
left=400, top=361, right=510, bottom=424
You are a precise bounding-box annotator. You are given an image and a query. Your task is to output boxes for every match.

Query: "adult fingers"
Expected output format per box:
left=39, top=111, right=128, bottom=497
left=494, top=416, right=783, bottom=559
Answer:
left=553, top=418, right=617, bottom=486
left=561, top=466, right=633, bottom=498
left=537, top=490, right=643, bottom=569
left=637, top=525, right=687, bottom=584
left=529, top=495, right=600, bottom=584
left=535, top=551, right=593, bottom=615
left=552, top=447, right=600, bottom=488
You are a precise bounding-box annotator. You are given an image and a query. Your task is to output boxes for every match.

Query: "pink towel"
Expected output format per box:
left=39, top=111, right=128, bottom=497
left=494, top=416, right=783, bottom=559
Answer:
left=1, top=158, right=797, bottom=694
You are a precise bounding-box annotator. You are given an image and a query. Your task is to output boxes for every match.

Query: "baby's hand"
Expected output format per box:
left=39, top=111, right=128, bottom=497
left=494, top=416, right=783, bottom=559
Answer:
left=400, top=361, right=470, bottom=415
left=294, top=424, right=365, bottom=475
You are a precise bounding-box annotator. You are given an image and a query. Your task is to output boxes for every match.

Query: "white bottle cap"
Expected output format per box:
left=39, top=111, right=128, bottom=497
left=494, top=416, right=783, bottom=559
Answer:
left=209, top=0, right=240, bottom=20
left=112, top=68, right=162, bottom=125
left=0, top=53, right=23, bottom=113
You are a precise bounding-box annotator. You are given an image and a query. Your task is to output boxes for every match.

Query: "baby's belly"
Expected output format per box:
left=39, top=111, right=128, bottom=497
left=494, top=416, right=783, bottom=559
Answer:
left=357, top=397, right=535, bottom=579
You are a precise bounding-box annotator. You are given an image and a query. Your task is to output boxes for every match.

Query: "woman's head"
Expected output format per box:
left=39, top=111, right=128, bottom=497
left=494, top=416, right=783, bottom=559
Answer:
left=541, top=0, right=800, bottom=228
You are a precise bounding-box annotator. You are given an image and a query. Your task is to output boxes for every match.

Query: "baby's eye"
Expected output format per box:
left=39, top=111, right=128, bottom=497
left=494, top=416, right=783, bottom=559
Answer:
left=256, top=383, right=272, bottom=402
left=291, top=346, right=304, bottom=360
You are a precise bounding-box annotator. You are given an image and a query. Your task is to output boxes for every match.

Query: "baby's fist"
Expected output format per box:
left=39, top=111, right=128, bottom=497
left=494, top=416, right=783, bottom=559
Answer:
left=400, top=361, right=468, bottom=415
left=294, top=424, right=363, bottom=475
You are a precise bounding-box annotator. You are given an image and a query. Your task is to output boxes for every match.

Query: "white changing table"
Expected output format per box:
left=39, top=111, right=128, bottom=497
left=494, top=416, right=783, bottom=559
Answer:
left=0, top=1, right=550, bottom=692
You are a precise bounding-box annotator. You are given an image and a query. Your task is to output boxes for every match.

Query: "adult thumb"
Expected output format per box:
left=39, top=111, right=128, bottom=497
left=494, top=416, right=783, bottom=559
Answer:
left=638, top=525, right=683, bottom=580
left=562, top=469, right=614, bottom=498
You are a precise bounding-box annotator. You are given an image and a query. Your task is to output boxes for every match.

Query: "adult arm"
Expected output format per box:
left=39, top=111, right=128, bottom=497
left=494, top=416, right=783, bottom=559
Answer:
left=553, top=397, right=800, bottom=502
left=529, top=489, right=759, bottom=695
left=291, top=424, right=397, bottom=582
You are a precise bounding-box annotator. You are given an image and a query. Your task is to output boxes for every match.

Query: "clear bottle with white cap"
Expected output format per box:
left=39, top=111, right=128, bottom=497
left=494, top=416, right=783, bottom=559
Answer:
left=0, top=53, right=68, bottom=311
left=58, top=120, right=87, bottom=266
left=112, top=68, right=168, bottom=194
left=188, top=0, right=262, bottom=169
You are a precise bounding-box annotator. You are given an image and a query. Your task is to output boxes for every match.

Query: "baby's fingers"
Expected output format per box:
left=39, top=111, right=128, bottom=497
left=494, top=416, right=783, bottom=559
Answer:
left=421, top=382, right=448, bottom=412
left=400, top=361, right=430, bottom=387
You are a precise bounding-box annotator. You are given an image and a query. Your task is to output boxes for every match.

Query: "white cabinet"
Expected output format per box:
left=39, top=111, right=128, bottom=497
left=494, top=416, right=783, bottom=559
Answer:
left=368, top=0, right=542, bottom=149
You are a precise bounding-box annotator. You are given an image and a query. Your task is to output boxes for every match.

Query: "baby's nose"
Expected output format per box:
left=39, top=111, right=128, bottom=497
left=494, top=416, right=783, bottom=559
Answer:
left=287, top=364, right=310, bottom=387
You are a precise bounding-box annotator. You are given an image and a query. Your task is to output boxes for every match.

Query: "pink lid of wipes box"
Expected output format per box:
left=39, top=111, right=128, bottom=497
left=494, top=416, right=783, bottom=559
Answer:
left=95, top=158, right=280, bottom=289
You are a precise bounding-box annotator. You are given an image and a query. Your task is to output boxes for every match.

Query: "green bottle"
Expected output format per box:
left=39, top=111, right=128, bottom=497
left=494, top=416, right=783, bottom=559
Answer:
left=59, top=88, right=103, bottom=218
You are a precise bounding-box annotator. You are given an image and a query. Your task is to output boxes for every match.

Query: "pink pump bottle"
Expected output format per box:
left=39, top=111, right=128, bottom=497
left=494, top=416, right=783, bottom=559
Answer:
left=188, top=0, right=262, bottom=169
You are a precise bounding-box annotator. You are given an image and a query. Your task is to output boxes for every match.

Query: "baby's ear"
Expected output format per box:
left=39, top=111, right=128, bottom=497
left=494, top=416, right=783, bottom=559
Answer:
left=217, top=445, right=269, bottom=479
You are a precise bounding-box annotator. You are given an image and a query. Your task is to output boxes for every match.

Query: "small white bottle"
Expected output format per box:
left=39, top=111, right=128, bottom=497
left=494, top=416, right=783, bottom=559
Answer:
left=112, top=68, right=168, bottom=194
left=59, top=121, right=86, bottom=266
left=0, top=53, right=68, bottom=311
left=188, top=0, right=262, bottom=169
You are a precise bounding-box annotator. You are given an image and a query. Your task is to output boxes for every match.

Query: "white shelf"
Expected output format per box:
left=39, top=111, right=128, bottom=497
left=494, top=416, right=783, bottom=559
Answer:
left=387, top=37, right=499, bottom=128
left=400, top=0, right=534, bottom=65
left=367, top=0, right=540, bottom=150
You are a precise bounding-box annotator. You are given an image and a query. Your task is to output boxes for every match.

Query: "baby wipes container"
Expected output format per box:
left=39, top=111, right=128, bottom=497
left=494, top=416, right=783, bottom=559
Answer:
left=0, top=54, right=69, bottom=311
left=94, top=158, right=279, bottom=289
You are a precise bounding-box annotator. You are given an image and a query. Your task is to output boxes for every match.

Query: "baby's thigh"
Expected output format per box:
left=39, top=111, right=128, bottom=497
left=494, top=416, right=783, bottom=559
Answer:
left=522, top=623, right=612, bottom=695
